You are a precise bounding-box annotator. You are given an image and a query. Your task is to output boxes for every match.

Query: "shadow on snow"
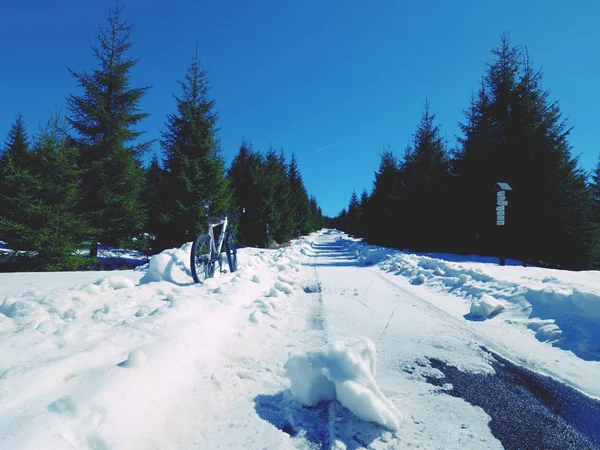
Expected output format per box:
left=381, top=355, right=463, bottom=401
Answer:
left=254, top=391, right=387, bottom=449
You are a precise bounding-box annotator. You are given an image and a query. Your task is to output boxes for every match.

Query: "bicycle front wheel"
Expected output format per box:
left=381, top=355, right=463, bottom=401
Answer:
left=225, top=232, right=237, bottom=273
left=190, top=234, right=214, bottom=283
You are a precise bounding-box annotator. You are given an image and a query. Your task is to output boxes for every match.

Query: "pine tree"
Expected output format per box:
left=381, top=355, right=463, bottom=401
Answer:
left=452, top=80, right=494, bottom=254
left=67, top=1, right=149, bottom=256
left=589, top=156, right=600, bottom=268
left=0, top=114, right=31, bottom=227
left=592, top=156, right=600, bottom=222
left=400, top=100, right=450, bottom=251
left=453, top=34, right=592, bottom=268
left=346, top=191, right=361, bottom=237
left=364, top=150, right=400, bottom=246
left=140, top=153, right=167, bottom=252
left=357, top=189, right=370, bottom=238
left=228, top=142, right=265, bottom=246
left=308, top=195, right=325, bottom=231
left=287, top=153, right=312, bottom=235
left=0, top=114, right=30, bottom=170
left=161, top=51, right=230, bottom=248
left=0, top=114, right=92, bottom=270
left=259, top=148, right=291, bottom=244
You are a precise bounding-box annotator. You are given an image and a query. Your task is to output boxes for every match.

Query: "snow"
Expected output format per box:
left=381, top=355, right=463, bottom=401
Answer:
left=469, top=294, right=505, bottom=319
left=138, top=244, right=192, bottom=285
left=0, top=229, right=599, bottom=448
left=284, top=336, right=403, bottom=431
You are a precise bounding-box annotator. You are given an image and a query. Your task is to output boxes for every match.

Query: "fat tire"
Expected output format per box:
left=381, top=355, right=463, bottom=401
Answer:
left=190, top=234, right=214, bottom=283
left=225, top=232, right=237, bottom=273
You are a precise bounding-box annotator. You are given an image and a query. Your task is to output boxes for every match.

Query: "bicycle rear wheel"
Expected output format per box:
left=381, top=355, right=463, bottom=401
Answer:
left=190, top=234, right=215, bottom=283
left=225, top=232, right=237, bottom=273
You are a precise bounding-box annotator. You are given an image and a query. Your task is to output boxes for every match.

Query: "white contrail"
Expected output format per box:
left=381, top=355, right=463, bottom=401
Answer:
left=315, top=141, right=341, bottom=152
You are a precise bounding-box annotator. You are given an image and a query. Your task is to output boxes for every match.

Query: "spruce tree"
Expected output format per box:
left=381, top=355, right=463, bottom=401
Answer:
left=400, top=100, right=450, bottom=251
left=228, top=142, right=265, bottom=246
left=453, top=34, right=592, bottom=268
left=0, top=115, right=92, bottom=270
left=161, top=51, right=230, bottom=247
left=67, top=2, right=149, bottom=256
left=346, top=191, right=361, bottom=237
left=589, top=156, right=600, bottom=268
left=287, top=153, right=312, bottom=235
left=141, top=153, right=167, bottom=252
left=0, top=114, right=31, bottom=227
left=258, top=148, right=291, bottom=244
left=307, top=195, right=325, bottom=231
left=357, top=189, right=370, bottom=238
left=0, top=114, right=30, bottom=170
left=364, top=150, right=400, bottom=246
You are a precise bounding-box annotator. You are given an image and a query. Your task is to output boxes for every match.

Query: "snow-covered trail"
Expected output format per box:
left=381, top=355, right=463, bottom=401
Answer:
left=307, top=232, right=502, bottom=449
left=2, top=230, right=600, bottom=449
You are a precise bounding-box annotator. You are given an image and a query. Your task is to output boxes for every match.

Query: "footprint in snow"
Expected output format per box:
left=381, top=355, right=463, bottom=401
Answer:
left=274, top=282, right=293, bottom=295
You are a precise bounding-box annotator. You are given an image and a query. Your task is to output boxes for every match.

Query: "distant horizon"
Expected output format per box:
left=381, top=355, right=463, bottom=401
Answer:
left=1, top=0, right=598, bottom=217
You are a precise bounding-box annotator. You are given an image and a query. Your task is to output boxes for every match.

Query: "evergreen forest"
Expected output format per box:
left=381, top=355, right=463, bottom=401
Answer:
left=333, top=35, right=600, bottom=271
left=0, top=4, right=324, bottom=271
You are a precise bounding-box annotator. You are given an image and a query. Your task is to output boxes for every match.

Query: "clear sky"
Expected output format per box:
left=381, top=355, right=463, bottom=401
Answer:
left=1, top=0, right=598, bottom=217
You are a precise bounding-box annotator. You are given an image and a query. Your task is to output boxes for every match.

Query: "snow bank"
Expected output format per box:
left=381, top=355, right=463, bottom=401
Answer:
left=526, top=287, right=600, bottom=321
left=340, top=235, right=600, bottom=358
left=139, top=244, right=193, bottom=285
left=284, top=336, right=402, bottom=431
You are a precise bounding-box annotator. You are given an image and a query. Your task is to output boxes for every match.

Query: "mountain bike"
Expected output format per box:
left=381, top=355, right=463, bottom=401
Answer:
left=190, top=201, right=243, bottom=284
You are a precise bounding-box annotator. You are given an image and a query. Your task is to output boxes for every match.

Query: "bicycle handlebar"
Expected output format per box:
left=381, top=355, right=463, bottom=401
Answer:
left=225, top=207, right=245, bottom=218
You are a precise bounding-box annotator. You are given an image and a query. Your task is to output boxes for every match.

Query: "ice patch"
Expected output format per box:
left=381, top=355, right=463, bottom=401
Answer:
left=470, top=294, right=505, bottom=319
left=284, top=336, right=402, bottom=431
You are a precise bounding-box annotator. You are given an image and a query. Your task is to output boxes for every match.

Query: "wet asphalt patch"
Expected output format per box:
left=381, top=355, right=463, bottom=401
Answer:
left=424, top=347, right=600, bottom=449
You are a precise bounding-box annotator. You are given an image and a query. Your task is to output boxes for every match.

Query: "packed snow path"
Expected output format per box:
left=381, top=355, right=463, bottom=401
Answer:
left=1, top=230, right=600, bottom=449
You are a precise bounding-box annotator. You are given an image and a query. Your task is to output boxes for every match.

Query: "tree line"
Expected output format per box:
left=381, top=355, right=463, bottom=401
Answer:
left=0, top=3, right=324, bottom=271
left=334, top=35, right=600, bottom=270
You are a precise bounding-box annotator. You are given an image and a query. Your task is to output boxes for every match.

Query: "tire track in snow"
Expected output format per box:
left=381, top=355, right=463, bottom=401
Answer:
left=302, top=234, right=341, bottom=449
left=307, top=233, right=395, bottom=449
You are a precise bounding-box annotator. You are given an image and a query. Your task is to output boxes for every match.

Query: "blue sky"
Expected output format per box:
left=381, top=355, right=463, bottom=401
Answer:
left=1, top=0, right=598, bottom=217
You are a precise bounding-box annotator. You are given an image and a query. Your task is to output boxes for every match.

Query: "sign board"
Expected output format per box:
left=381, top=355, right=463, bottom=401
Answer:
left=496, top=191, right=506, bottom=226
left=495, top=182, right=513, bottom=265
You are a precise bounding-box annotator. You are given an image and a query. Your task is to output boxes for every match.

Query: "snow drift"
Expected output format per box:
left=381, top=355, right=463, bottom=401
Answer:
left=284, top=336, right=402, bottom=431
left=338, top=234, right=600, bottom=359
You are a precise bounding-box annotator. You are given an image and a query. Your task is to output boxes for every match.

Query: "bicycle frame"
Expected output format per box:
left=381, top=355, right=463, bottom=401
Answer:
left=204, top=206, right=229, bottom=268
left=191, top=201, right=242, bottom=283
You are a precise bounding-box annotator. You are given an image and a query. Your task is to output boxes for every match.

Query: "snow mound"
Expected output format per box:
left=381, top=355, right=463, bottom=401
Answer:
left=119, top=349, right=148, bottom=368
left=139, top=244, right=193, bottom=285
left=284, top=336, right=402, bottom=431
left=470, top=294, right=506, bottom=319
left=94, top=275, right=136, bottom=291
